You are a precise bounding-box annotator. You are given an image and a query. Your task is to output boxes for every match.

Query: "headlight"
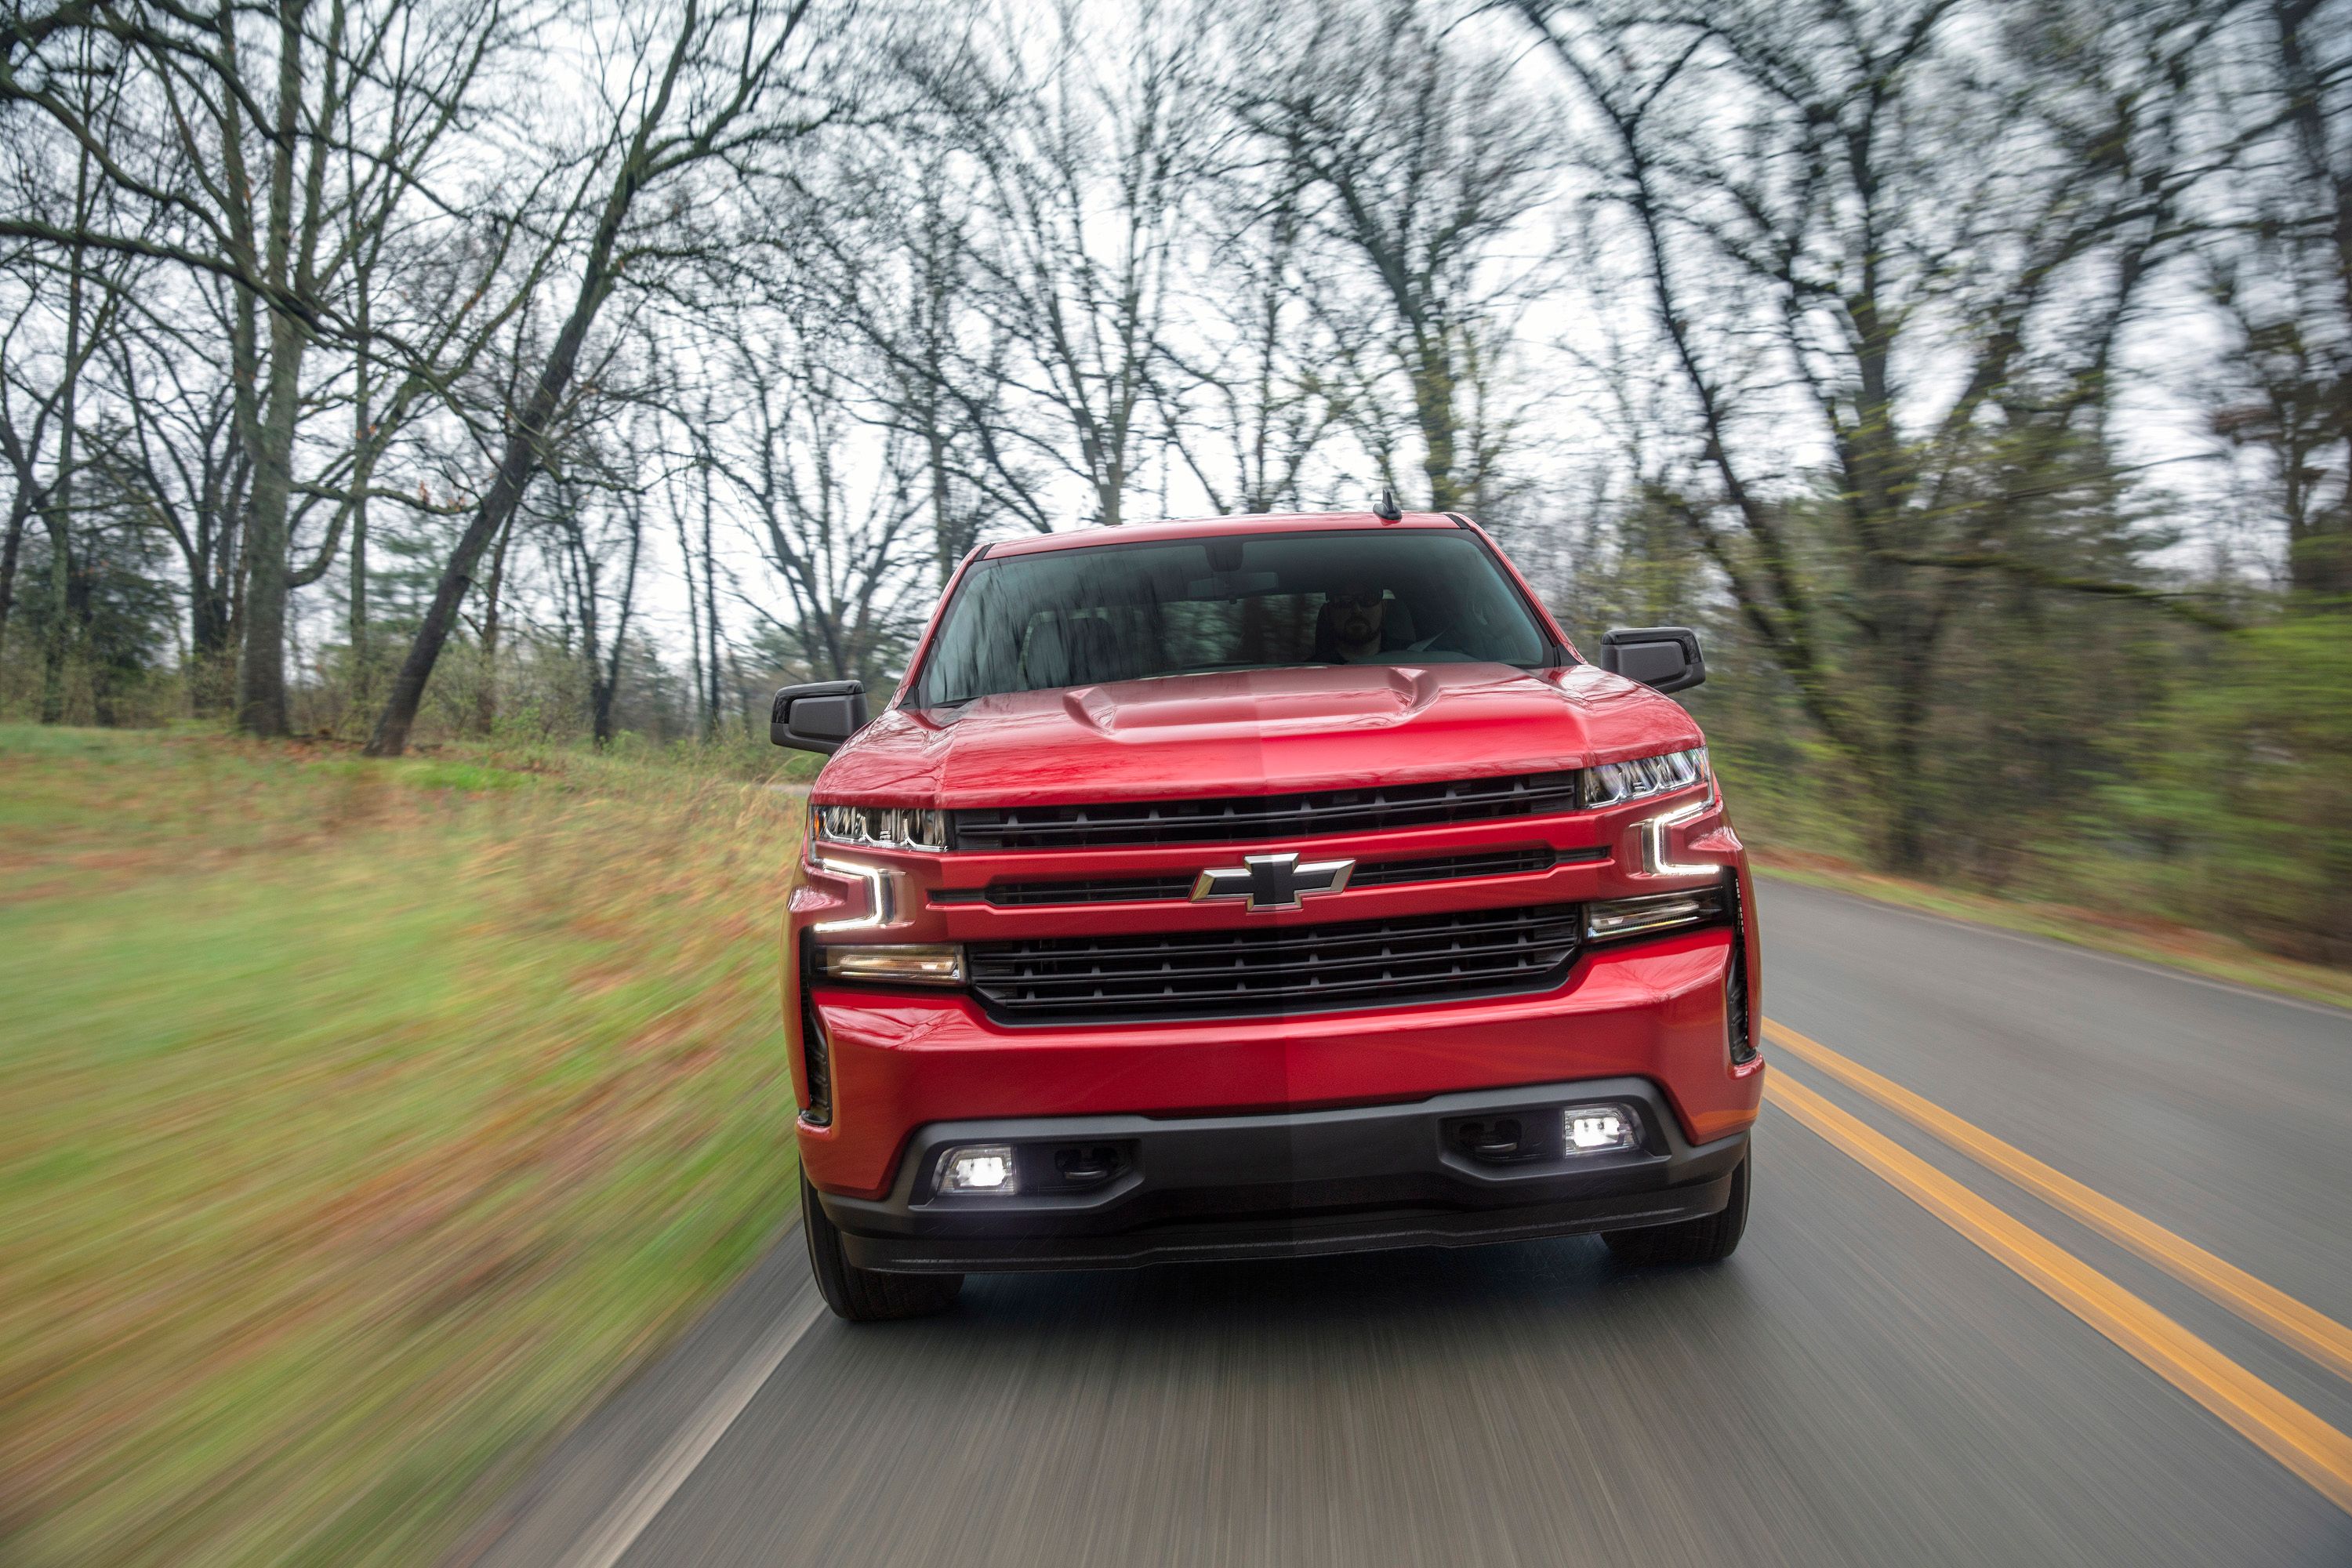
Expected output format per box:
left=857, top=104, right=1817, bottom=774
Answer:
left=812, top=801, right=949, bottom=851
left=1582, top=746, right=1708, bottom=808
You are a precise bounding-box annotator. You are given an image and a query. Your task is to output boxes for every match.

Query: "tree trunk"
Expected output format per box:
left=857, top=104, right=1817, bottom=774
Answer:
left=1876, top=721, right=1927, bottom=873
left=927, top=426, right=954, bottom=586
left=368, top=303, right=599, bottom=757
left=2270, top=0, right=2352, bottom=604
left=188, top=496, right=238, bottom=715
left=675, top=502, right=703, bottom=737
left=1872, top=609, right=1947, bottom=873
left=597, top=505, right=644, bottom=747
left=350, top=294, right=372, bottom=673
left=43, top=156, right=88, bottom=726
left=590, top=674, right=617, bottom=743
left=39, top=514, right=71, bottom=723
left=0, top=484, right=27, bottom=659
left=236, top=318, right=304, bottom=735
left=1410, top=332, right=1460, bottom=510
left=473, top=514, right=511, bottom=735
left=189, top=570, right=232, bottom=710
left=233, top=1, right=314, bottom=738
left=700, top=477, right=720, bottom=730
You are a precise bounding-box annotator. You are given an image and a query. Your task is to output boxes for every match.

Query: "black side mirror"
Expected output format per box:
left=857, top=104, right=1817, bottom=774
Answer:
left=1599, top=626, right=1706, bottom=694
left=770, top=681, right=869, bottom=753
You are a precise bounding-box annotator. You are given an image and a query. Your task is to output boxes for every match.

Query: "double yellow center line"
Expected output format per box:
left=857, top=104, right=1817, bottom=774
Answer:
left=1762, top=1021, right=2352, bottom=1515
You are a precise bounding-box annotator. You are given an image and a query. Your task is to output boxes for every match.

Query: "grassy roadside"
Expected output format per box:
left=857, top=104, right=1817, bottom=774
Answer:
left=1754, top=848, right=2352, bottom=1012
left=0, top=726, right=803, bottom=1568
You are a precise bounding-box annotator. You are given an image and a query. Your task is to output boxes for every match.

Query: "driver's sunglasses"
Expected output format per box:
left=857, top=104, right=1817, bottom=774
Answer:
left=1330, top=590, right=1386, bottom=610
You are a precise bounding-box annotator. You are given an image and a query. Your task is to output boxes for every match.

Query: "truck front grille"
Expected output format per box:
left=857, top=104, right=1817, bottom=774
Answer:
left=950, top=771, right=1579, bottom=851
left=967, top=902, right=1581, bottom=1022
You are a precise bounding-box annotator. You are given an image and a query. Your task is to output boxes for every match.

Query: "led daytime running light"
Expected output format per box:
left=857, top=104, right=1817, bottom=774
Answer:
left=1642, top=786, right=1719, bottom=877
left=811, top=856, right=895, bottom=933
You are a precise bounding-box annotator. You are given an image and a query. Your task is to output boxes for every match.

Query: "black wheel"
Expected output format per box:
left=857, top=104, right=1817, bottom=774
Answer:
left=801, top=1174, right=963, bottom=1321
left=1603, top=1151, right=1749, bottom=1266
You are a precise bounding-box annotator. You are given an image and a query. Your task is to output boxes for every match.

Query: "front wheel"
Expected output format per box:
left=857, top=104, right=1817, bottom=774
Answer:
left=801, top=1174, right=964, bottom=1321
left=1603, top=1151, right=1749, bottom=1266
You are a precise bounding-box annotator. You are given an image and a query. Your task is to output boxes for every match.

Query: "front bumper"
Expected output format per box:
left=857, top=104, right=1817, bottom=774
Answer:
left=819, top=1076, right=1748, bottom=1273
left=797, top=924, right=1760, bottom=1200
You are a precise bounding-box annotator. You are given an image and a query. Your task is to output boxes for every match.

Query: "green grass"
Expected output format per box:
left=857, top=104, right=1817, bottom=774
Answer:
left=0, top=726, right=804, bottom=1567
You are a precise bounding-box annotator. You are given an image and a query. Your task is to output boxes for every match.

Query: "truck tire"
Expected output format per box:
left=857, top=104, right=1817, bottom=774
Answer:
left=1603, top=1151, right=1749, bottom=1266
left=801, top=1174, right=964, bottom=1321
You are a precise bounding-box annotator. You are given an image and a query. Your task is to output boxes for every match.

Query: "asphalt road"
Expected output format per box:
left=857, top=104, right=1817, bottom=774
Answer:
left=460, top=877, right=2352, bottom=1568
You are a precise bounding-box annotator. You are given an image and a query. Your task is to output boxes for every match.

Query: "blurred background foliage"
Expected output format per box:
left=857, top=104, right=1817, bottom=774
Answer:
left=1, top=0, right=2346, bottom=940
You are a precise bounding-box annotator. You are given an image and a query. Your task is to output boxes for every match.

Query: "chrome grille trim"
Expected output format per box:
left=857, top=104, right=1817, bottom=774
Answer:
left=950, top=771, right=1580, bottom=851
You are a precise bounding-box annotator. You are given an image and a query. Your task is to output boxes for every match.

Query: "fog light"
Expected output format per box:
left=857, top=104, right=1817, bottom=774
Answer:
left=938, top=1145, right=1018, bottom=1195
left=819, top=942, right=966, bottom=985
left=1564, top=1104, right=1640, bottom=1153
left=1584, top=887, right=1722, bottom=941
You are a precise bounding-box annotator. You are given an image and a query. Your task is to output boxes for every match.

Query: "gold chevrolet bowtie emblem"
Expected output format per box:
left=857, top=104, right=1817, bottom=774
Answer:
left=1189, top=851, right=1356, bottom=913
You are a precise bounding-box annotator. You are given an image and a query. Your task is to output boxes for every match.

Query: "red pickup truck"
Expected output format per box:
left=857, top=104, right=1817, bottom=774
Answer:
left=773, top=510, right=1762, bottom=1319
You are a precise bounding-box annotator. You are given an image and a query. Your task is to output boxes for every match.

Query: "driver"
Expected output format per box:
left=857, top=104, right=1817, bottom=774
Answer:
left=1322, top=581, right=1390, bottom=662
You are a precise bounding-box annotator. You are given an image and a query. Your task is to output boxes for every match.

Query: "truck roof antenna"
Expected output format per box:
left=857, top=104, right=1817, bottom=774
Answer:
left=1372, top=486, right=1403, bottom=521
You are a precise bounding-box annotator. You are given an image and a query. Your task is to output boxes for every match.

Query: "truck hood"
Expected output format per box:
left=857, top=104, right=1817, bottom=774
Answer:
left=815, top=662, right=1704, bottom=807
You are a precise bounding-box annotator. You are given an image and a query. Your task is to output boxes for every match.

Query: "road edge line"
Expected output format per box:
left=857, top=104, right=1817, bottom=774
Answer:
left=1765, top=1019, right=2352, bottom=1385
left=1766, top=1072, right=2352, bottom=1515
left=558, top=1289, right=826, bottom=1568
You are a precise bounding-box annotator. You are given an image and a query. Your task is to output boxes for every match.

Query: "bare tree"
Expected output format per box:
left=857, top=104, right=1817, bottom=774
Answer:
left=365, top=0, right=840, bottom=755
left=2205, top=0, right=2352, bottom=603
left=0, top=28, right=137, bottom=715
left=547, top=471, right=647, bottom=746
left=958, top=0, right=1203, bottom=530
left=707, top=321, right=925, bottom=686
left=1157, top=95, right=1346, bottom=514
left=1516, top=0, right=2230, bottom=866
left=91, top=298, right=249, bottom=709
left=1242, top=0, right=1556, bottom=512
left=1, top=0, right=526, bottom=733
left=810, top=139, right=1024, bottom=582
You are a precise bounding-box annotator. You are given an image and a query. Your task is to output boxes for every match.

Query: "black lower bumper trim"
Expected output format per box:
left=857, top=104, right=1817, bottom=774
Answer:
left=820, top=1077, right=1748, bottom=1274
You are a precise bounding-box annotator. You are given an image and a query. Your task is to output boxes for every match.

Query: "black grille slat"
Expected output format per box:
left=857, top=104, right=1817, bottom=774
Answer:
left=976, top=905, right=1573, bottom=969
left=953, top=771, right=1579, bottom=851
left=988, top=941, right=1550, bottom=987
left=985, top=953, right=1554, bottom=1000
left=983, top=907, right=1571, bottom=968
left=1347, top=846, right=1559, bottom=888
left=939, top=844, right=1584, bottom=909
left=968, top=903, right=1580, bottom=1021
left=980, top=873, right=1200, bottom=906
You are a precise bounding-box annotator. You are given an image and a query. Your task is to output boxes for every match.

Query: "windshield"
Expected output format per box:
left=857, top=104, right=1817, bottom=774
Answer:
left=913, top=528, right=1555, bottom=706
